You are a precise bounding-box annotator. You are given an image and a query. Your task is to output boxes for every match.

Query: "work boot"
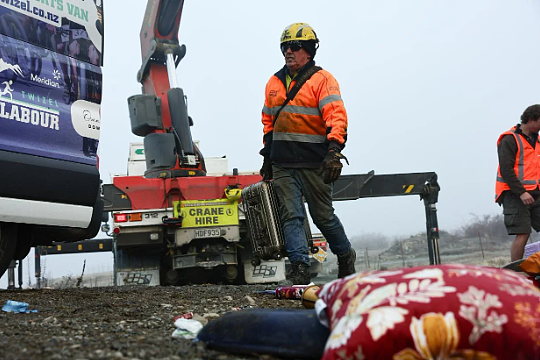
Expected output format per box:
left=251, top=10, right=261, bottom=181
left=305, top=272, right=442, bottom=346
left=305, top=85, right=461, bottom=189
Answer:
left=279, top=262, right=311, bottom=285
left=337, top=248, right=356, bottom=278
left=285, top=263, right=297, bottom=280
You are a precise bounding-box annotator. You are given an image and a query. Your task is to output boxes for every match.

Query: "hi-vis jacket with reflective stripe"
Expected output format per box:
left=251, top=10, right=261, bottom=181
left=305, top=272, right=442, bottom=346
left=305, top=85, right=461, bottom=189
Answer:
left=495, top=126, right=540, bottom=202
left=260, top=61, right=347, bottom=168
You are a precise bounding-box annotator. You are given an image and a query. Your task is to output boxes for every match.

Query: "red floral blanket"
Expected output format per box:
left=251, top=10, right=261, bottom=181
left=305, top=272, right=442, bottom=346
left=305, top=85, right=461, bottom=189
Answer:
left=315, top=264, right=540, bottom=360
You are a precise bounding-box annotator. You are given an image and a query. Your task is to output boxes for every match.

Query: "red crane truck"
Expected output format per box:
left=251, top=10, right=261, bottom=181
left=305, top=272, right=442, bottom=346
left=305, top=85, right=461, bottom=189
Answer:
left=101, top=0, right=300, bottom=285
left=98, top=0, right=442, bottom=286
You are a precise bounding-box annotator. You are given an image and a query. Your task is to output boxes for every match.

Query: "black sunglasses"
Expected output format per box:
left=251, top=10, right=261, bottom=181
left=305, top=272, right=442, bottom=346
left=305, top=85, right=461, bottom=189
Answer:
left=281, top=41, right=303, bottom=54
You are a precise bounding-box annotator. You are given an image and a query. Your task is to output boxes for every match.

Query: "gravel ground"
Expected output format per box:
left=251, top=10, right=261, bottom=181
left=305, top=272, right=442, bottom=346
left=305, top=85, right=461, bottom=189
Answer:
left=0, top=285, right=307, bottom=360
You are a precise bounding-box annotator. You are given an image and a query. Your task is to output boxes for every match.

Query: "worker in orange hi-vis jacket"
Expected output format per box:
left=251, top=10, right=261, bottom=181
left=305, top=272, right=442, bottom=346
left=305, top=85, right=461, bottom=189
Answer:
left=259, top=22, right=356, bottom=285
left=496, top=104, right=540, bottom=261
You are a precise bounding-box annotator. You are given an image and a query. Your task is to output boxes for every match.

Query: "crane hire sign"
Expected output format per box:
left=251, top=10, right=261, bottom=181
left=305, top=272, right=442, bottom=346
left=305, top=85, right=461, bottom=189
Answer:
left=173, top=199, right=239, bottom=227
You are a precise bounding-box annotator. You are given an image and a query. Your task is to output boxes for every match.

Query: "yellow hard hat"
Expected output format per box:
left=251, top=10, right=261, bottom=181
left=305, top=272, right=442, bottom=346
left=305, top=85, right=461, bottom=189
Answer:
left=280, top=23, right=319, bottom=44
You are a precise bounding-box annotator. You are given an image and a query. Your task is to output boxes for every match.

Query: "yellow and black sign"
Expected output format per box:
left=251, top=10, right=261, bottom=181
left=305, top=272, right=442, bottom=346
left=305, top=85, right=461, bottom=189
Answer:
left=173, top=199, right=239, bottom=227
left=403, top=184, right=415, bottom=193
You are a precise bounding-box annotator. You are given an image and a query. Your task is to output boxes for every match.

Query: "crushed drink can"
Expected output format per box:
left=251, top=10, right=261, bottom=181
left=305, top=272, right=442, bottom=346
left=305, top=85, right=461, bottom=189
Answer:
left=173, top=312, right=193, bottom=321
left=275, top=285, right=313, bottom=300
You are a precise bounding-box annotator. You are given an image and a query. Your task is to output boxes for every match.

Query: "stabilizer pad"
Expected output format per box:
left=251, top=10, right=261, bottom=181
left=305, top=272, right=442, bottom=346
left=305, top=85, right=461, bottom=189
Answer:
left=197, top=308, right=329, bottom=359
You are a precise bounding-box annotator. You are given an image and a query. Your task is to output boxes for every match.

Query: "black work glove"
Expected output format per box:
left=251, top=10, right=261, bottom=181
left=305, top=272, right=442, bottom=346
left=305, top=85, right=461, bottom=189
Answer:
left=318, top=149, right=348, bottom=184
left=260, top=156, right=273, bottom=180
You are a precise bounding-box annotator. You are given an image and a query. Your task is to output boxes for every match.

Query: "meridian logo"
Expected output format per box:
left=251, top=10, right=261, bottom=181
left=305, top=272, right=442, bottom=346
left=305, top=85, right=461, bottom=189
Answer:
left=0, top=57, right=61, bottom=131
left=30, top=73, right=60, bottom=88
left=52, top=69, right=61, bottom=80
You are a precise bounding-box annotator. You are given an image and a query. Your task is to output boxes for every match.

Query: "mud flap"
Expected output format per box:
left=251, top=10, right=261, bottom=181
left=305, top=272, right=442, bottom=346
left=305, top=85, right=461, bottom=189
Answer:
left=114, top=249, right=161, bottom=286
left=243, top=258, right=285, bottom=284
left=198, top=308, right=329, bottom=359
left=240, top=240, right=286, bottom=284
left=116, top=269, right=160, bottom=286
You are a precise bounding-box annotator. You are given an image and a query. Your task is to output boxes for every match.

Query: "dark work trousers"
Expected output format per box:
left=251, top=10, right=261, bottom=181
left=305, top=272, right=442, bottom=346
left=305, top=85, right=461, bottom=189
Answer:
left=272, top=165, right=352, bottom=265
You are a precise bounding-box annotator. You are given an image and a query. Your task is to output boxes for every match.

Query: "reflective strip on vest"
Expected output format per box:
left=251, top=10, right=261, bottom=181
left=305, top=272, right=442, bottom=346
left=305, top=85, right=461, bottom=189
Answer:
left=496, top=176, right=539, bottom=185
left=264, top=104, right=321, bottom=117
left=515, top=133, right=525, bottom=181
left=262, top=105, right=275, bottom=116
left=319, top=94, right=342, bottom=111
left=273, top=132, right=327, bottom=143
left=282, top=105, right=321, bottom=116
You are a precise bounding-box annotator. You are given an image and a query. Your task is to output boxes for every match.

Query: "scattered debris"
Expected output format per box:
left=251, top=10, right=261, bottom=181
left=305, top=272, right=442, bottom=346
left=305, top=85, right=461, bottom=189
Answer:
left=1, top=285, right=304, bottom=358
left=243, top=295, right=256, bottom=305
left=2, top=300, right=38, bottom=314
left=300, top=285, right=320, bottom=309
left=253, top=290, right=275, bottom=295
left=230, top=304, right=256, bottom=312
left=202, top=312, right=220, bottom=321
left=172, top=318, right=203, bottom=339
left=254, top=283, right=318, bottom=300
left=192, top=313, right=208, bottom=326
left=174, top=312, right=193, bottom=321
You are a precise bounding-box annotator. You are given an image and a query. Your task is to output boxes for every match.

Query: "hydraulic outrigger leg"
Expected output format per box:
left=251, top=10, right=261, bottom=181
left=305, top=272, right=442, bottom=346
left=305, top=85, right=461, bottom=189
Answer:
left=421, top=178, right=441, bottom=265
left=332, top=171, right=441, bottom=265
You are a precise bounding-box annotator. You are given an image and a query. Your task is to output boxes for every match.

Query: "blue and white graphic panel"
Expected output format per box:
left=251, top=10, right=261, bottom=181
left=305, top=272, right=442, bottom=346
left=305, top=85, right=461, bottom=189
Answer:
left=0, top=0, right=104, bottom=66
left=0, top=34, right=101, bottom=165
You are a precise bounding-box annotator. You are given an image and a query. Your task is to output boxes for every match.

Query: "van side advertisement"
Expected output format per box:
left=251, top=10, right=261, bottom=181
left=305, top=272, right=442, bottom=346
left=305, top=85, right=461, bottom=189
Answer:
left=0, top=0, right=104, bottom=66
left=0, top=34, right=101, bottom=165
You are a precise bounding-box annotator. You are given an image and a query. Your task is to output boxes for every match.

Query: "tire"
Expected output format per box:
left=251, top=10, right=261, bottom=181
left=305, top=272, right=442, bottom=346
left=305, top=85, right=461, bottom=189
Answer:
left=12, top=225, right=32, bottom=260
left=0, top=223, right=18, bottom=279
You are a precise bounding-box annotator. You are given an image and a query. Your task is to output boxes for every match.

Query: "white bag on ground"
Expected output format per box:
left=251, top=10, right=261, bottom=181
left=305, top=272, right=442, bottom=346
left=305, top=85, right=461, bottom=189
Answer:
left=172, top=318, right=203, bottom=339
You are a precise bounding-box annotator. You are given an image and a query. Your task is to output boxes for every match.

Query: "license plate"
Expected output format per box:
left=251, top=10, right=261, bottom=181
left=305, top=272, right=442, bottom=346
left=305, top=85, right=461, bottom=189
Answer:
left=194, top=228, right=221, bottom=239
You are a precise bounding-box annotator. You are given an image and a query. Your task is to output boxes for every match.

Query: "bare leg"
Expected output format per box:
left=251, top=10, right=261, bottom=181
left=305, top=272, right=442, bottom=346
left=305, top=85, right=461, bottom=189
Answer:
left=511, top=234, right=529, bottom=261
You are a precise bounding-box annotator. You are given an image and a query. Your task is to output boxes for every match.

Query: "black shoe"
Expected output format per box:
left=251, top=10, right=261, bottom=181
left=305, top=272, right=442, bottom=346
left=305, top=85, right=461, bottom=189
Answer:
left=285, top=263, right=297, bottom=280
left=280, top=262, right=311, bottom=285
left=337, top=248, right=356, bottom=278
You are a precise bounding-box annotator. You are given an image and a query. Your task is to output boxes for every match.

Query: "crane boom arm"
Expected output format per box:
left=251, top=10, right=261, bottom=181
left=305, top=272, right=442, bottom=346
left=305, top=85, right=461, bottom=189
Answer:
left=128, top=0, right=204, bottom=177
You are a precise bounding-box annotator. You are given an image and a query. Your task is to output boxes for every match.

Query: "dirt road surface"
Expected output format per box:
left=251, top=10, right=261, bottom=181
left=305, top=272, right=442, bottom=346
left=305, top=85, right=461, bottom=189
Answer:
left=0, top=285, right=309, bottom=360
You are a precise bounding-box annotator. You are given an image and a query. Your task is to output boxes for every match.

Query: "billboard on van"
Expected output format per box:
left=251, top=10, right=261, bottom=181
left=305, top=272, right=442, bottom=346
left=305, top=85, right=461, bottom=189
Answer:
left=0, top=33, right=101, bottom=165
left=0, top=0, right=104, bottom=66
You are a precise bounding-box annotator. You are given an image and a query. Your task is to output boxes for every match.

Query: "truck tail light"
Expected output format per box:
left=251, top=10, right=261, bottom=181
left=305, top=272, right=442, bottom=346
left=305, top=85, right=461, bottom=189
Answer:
left=129, top=213, right=142, bottom=221
left=314, top=240, right=327, bottom=251
left=114, top=213, right=128, bottom=223
left=113, top=227, right=121, bottom=234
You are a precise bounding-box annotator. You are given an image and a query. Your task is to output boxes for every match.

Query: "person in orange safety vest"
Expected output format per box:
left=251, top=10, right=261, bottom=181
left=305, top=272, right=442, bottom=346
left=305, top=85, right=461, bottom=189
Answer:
left=496, top=104, right=540, bottom=261
left=259, top=23, right=356, bottom=285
